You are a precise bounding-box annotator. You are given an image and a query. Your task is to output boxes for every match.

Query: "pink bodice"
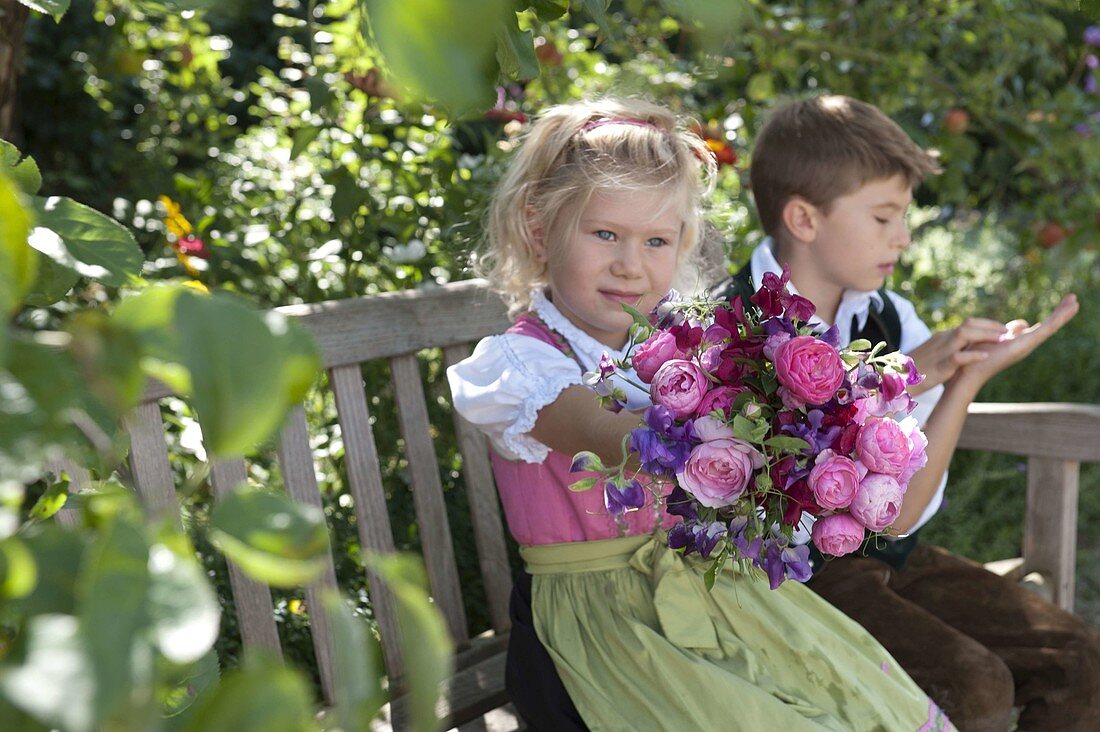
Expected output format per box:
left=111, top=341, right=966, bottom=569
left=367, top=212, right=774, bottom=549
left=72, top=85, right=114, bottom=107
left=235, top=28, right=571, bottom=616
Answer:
left=491, top=448, right=676, bottom=545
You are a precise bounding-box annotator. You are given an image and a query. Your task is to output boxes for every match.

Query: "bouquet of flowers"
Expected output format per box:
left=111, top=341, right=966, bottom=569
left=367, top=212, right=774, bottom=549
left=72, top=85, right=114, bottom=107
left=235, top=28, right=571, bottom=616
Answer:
left=572, top=268, right=928, bottom=589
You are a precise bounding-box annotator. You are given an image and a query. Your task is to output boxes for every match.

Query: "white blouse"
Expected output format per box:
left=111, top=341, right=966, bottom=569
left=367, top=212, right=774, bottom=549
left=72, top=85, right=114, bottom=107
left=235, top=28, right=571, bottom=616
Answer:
left=447, top=290, right=650, bottom=464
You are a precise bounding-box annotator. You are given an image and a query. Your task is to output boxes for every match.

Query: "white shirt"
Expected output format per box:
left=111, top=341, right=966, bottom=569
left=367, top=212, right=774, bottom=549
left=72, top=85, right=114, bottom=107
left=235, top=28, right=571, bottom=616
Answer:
left=749, top=239, right=948, bottom=537
left=446, top=290, right=650, bottom=464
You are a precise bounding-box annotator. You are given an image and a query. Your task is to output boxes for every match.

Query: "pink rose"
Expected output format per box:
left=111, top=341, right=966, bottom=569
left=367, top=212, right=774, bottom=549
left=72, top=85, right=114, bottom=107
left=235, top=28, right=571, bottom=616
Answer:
left=808, top=451, right=862, bottom=510
left=856, top=417, right=914, bottom=477
left=811, top=513, right=865, bottom=557
left=694, top=385, right=746, bottom=418
left=632, top=331, right=682, bottom=383
left=650, top=359, right=709, bottom=418
left=772, top=336, right=846, bottom=406
left=849, top=473, right=904, bottom=531
left=676, top=433, right=765, bottom=508
left=897, top=416, right=928, bottom=485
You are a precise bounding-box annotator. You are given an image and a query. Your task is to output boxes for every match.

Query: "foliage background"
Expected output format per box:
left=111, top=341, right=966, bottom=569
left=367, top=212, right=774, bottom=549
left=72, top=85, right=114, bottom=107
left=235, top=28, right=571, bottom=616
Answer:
left=9, top=0, right=1100, bottom=702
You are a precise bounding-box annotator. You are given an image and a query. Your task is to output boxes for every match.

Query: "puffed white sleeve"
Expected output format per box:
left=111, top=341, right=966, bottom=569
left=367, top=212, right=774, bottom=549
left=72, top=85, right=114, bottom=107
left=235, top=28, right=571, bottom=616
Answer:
left=446, top=334, right=584, bottom=464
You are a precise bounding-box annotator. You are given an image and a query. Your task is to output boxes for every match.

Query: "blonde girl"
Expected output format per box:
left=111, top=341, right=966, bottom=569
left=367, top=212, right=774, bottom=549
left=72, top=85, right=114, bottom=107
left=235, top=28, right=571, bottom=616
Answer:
left=448, top=98, right=954, bottom=731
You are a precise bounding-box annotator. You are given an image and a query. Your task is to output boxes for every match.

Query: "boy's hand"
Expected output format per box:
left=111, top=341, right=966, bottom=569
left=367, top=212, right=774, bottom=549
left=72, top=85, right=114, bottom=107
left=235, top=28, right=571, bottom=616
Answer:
left=951, top=293, right=1079, bottom=393
left=907, top=317, right=1008, bottom=395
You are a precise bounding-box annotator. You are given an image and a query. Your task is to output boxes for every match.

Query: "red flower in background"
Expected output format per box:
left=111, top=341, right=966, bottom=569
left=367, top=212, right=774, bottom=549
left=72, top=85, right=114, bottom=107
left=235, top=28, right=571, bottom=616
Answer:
left=174, top=235, right=210, bottom=260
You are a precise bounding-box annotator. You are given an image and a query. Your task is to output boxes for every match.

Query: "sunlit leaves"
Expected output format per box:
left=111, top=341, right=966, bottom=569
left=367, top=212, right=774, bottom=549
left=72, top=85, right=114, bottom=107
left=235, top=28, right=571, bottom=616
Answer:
left=363, top=0, right=509, bottom=111
left=208, top=487, right=328, bottom=588
left=0, top=175, right=35, bottom=316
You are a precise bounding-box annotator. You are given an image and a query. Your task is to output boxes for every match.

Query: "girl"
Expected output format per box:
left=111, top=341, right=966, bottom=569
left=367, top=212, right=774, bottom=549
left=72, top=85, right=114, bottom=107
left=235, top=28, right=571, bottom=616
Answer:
left=447, top=99, right=954, bottom=731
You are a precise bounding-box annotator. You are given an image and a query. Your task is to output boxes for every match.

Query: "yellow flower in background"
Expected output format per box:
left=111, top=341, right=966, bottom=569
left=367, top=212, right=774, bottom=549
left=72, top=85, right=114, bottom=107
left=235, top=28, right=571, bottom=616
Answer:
left=182, top=280, right=209, bottom=293
left=159, top=195, right=192, bottom=239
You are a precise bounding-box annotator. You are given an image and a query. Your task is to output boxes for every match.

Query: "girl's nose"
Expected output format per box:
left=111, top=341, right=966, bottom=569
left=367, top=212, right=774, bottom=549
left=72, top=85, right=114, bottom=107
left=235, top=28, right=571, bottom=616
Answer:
left=610, top=243, right=645, bottom=278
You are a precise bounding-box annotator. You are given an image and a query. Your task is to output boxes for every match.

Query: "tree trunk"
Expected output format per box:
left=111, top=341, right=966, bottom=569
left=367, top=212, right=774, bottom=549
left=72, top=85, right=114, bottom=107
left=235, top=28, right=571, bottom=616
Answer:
left=0, top=0, right=30, bottom=144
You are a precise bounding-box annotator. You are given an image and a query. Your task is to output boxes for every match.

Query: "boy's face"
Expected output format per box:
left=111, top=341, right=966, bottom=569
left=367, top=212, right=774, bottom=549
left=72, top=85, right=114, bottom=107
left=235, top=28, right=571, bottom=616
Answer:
left=807, top=174, right=913, bottom=294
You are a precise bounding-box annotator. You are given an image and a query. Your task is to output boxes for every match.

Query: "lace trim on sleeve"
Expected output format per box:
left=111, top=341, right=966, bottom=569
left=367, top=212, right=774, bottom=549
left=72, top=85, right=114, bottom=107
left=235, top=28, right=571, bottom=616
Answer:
left=497, top=335, right=583, bottom=464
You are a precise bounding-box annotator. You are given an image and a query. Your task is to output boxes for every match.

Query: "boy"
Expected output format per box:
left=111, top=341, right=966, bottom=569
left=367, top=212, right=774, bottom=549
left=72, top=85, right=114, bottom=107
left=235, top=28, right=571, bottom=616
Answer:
left=711, top=95, right=1096, bottom=731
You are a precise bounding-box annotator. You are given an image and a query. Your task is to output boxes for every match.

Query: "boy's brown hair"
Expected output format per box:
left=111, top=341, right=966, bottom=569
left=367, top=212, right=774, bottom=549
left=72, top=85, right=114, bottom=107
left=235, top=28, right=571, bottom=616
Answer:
left=750, top=95, right=941, bottom=237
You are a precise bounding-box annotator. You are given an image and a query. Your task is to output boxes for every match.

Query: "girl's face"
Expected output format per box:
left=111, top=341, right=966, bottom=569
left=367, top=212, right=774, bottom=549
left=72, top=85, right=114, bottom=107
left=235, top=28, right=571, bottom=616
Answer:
left=537, top=189, right=685, bottom=349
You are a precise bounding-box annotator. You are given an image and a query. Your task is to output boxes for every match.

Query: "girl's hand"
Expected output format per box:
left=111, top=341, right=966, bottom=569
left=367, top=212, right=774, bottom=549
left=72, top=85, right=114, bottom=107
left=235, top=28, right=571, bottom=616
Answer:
left=952, top=293, right=1080, bottom=394
left=907, top=317, right=1008, bottom=395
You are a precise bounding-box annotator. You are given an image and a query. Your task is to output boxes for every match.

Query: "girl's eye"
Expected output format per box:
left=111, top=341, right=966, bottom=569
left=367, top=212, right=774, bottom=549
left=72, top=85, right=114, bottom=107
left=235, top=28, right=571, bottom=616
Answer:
left=874, top=217, right=889, bottom=225
left=646, top=237, right=669, bottom=248
left=595, top=230, right=616, bottom=241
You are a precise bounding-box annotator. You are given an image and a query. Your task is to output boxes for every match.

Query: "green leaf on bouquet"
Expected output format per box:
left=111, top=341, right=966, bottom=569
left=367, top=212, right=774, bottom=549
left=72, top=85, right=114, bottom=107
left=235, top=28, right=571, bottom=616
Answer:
left=846, top=338, right=872, bottom=351
left=568, top=476, right=599, bottom=492
left=703, top=545, right=728, bottom=591
left=763, top=436, right=810, bottom=453
left=732, top=415, right=756, bottom=442
left=620, top=302, right=653, bottom=332
left=497, top=22, right=540, bottom=81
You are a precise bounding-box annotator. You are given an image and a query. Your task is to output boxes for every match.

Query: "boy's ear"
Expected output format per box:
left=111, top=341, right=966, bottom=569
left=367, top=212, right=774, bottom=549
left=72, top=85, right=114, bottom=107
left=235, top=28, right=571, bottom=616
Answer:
left=781, top=196, right=820, bottom=245
left=526, top=206, right=548, bottom=262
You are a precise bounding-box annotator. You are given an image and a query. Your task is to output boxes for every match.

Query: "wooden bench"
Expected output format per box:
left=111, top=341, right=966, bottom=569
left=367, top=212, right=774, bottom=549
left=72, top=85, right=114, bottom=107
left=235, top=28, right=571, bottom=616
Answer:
left=52, top=279, right=1100, bottom=729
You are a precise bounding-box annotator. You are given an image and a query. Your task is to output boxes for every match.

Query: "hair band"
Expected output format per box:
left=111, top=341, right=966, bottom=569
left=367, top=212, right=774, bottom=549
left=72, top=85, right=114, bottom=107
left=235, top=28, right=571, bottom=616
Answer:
left=580, top=117, right=662, bottom=133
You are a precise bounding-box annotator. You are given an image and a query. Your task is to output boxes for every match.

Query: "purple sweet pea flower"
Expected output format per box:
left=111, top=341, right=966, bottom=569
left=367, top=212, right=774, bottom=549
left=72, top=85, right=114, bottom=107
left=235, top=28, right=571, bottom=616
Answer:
left=630, top=425, right=694, bottom=476
left=763, top=539, right=813, bottom=589
left=570, top=452, right=600, bottom=473
left=1088, top=75, right=1099, bottom=95
left=604, top=479, right=646, bottom=516
left=668, top=520, right=727, bottom=558
left=665, top=486, right=699, bottom=521
left=728, top=516, right=763, bottom=563
left=1085, top=26, right=1100, bottom=46
left=817, top=324, right=841, bottom=349
left=1088, top=54, right=1099, bottom=69
left=781, top=409, right=842, bottom=454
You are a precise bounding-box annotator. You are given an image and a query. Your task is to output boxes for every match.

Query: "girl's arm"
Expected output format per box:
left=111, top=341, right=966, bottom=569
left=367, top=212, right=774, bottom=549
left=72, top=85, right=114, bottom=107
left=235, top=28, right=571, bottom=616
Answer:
left=889, top=293, right=1079, bottom=534
left=530, top=385, right=643, bottom=465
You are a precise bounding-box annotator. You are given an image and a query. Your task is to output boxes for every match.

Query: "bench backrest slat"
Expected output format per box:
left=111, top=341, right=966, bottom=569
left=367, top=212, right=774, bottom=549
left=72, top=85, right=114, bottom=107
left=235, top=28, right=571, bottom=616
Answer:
left=276, top=406, right=341, bottom=705
left=329, top=363, right=404, bottom=679
left=123, top=402, right=179, bottom=523
left=390, top=352, right=469, bottom=644
left=276, top=280, right=511, bottom=366
left=442, top=343, right=512, bottom=634
left=209, top=457, right=283, bottom=657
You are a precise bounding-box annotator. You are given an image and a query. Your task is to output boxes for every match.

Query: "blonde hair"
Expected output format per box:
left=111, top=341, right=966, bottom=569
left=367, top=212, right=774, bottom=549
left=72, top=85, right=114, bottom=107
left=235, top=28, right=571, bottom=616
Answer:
left=480, top=98, right=717, bottom=316
left=751, top=95, right=942, bottom=238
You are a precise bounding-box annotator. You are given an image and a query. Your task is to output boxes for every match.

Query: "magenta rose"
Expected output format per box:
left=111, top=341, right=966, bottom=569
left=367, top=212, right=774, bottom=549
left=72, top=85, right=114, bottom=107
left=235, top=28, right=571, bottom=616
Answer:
left=694, top=385, right=746, bottom=419
left=849, top=473, right=904, bottom=531
left=632, top=330, right=682, bottom=383
left=811, top=513, right=865, bottom=557
left=650, top=359, right=709, bottom=418
left=772, top=335, right=846, bottom=406
left=808, top=451, right=862, bottom=510
left=856, top=417, right=912, bottom=477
